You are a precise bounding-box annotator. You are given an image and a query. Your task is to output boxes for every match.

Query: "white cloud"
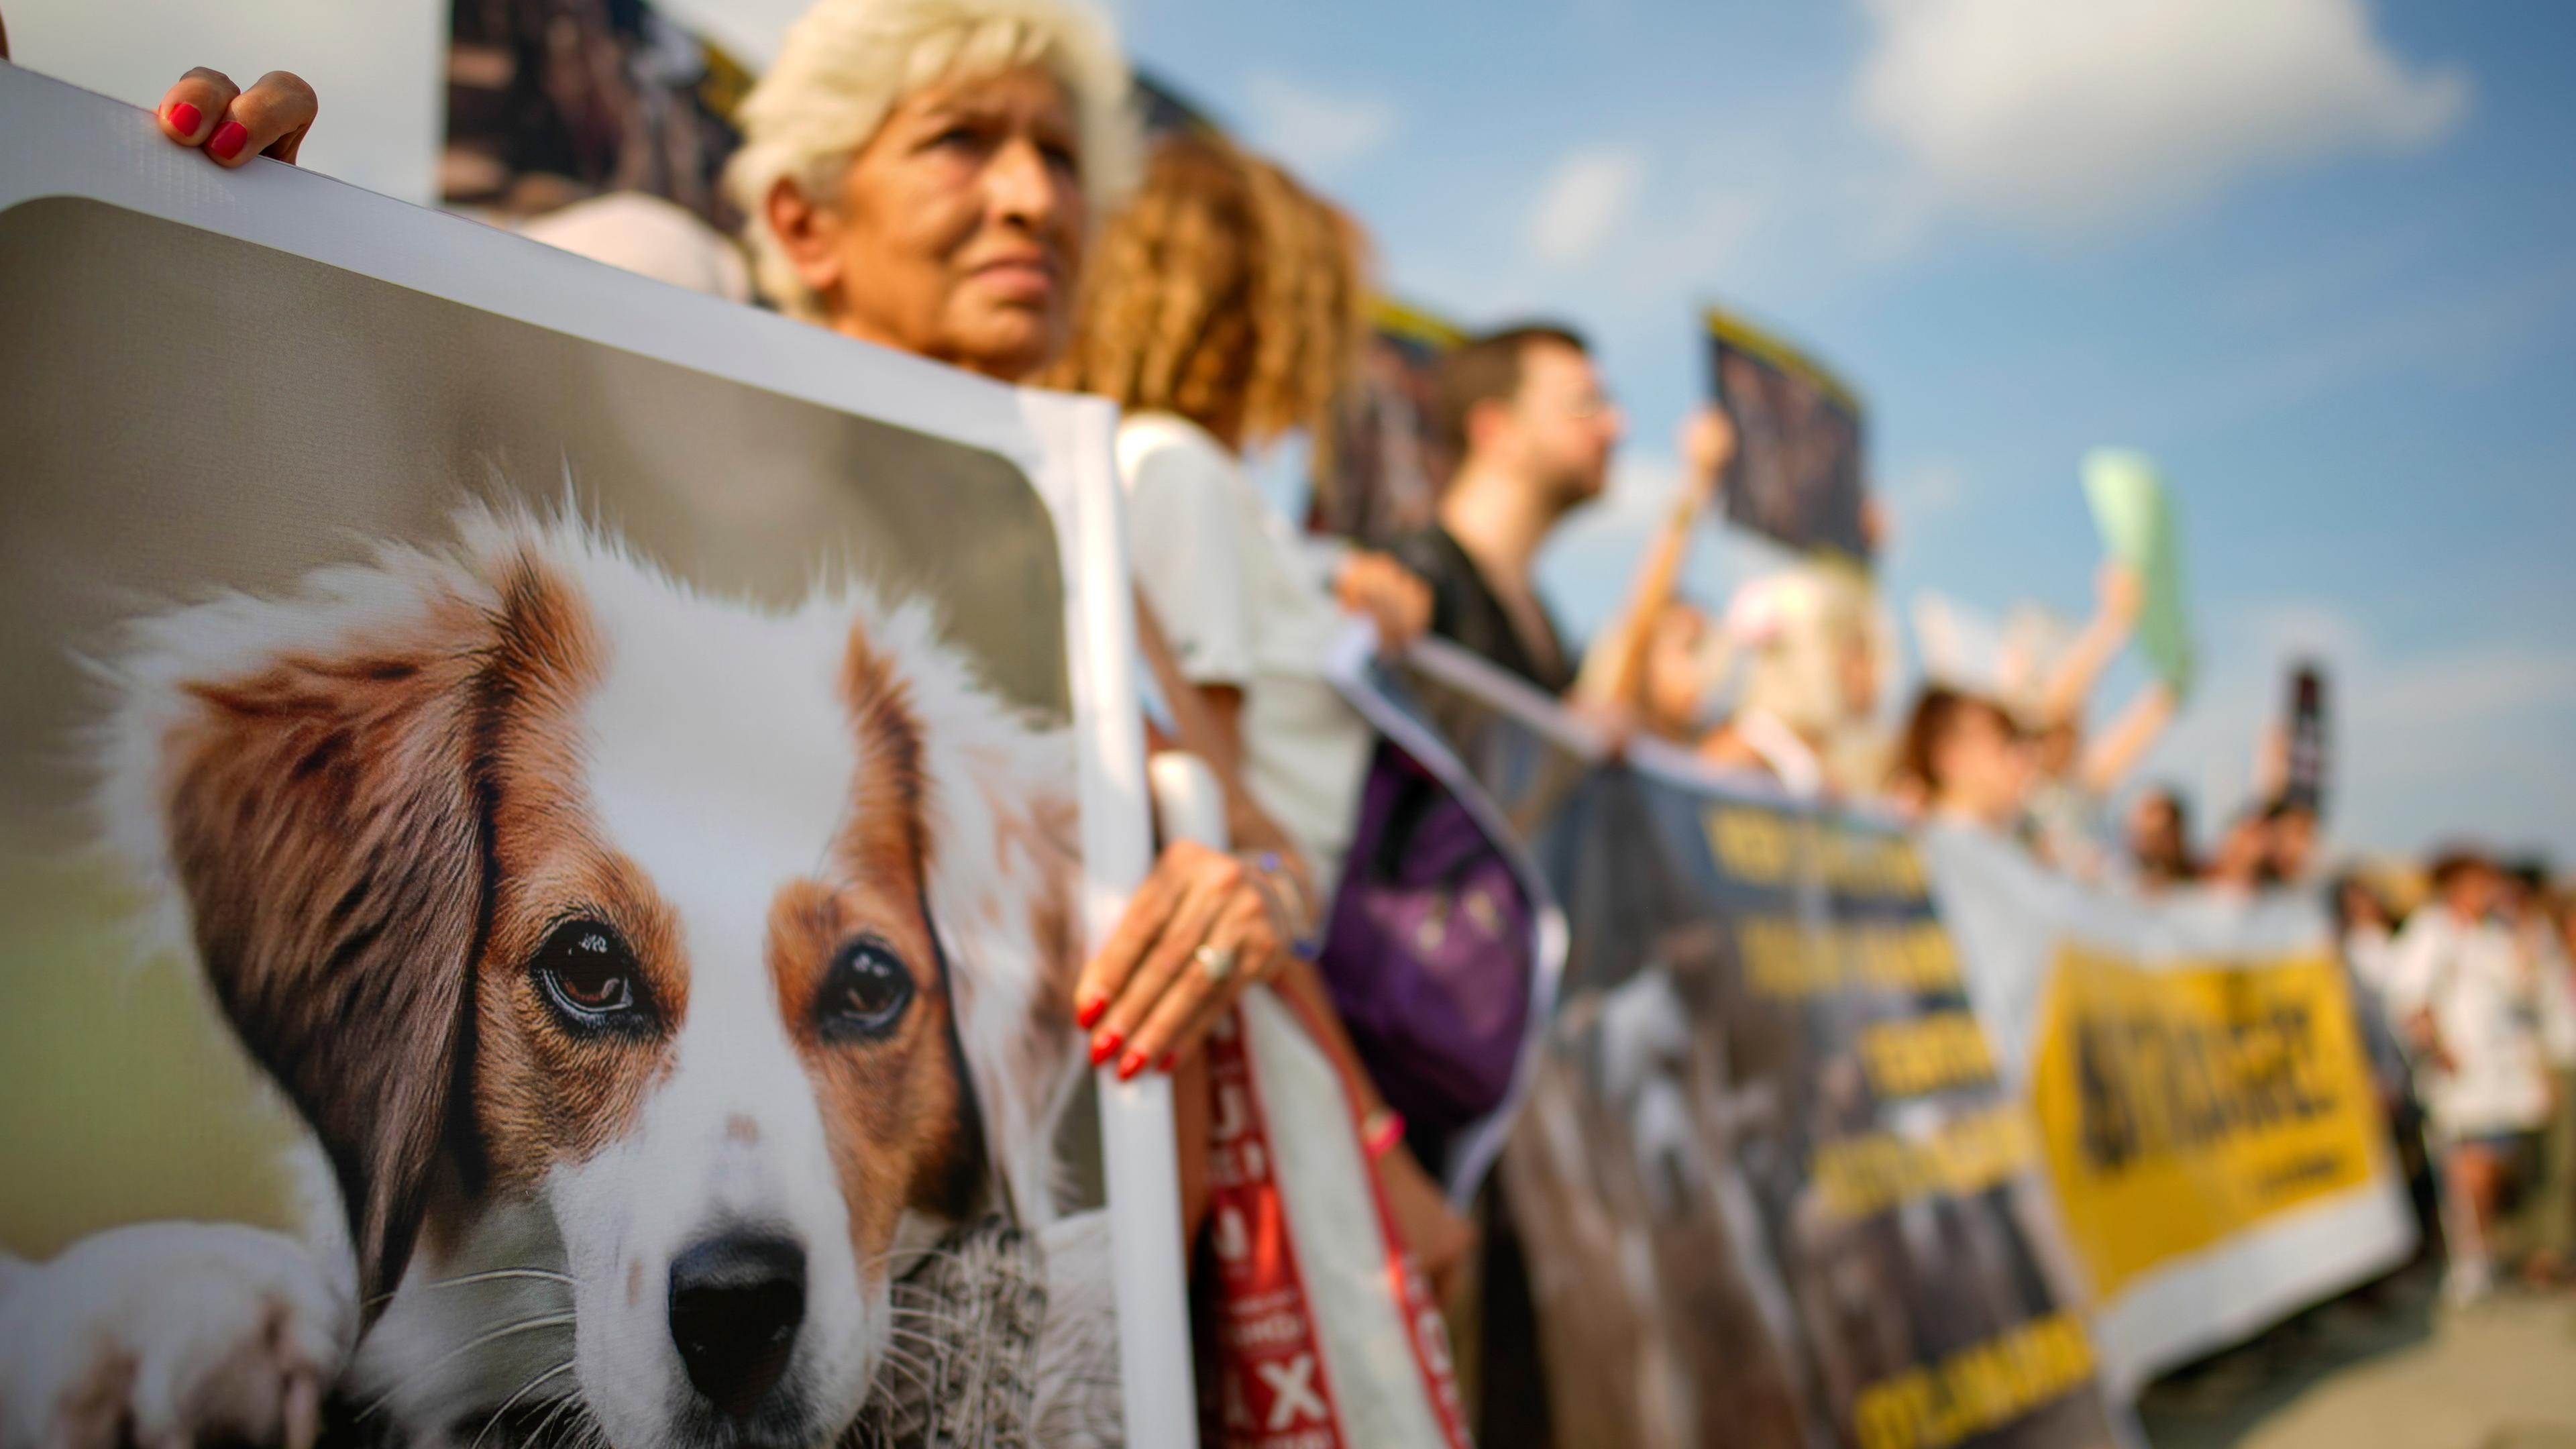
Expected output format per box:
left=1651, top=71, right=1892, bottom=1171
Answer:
left=1237, top=71, right=1399, bottom=182
left=1527, top=144, right=1649, bottom=268
left=1855, top=0, right=2470, bottom=232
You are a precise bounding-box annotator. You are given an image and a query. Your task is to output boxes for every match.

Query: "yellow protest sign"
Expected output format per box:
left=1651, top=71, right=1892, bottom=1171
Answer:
left=2027, top=944, right=2383, bottom=1299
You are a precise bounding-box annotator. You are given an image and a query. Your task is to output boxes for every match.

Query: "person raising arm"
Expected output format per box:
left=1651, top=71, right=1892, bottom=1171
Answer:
left=1572, top=404, right=1734, bottom=729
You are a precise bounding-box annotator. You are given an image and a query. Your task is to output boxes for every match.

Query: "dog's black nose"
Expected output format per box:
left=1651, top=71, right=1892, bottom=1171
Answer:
left=668, top=1234, right=806, bottom=1417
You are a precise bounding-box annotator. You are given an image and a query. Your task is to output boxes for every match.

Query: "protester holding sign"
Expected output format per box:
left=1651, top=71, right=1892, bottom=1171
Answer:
left=148, top=62, right=317, bottom=168
left=9, top=17, right=1175, bottom=1444
left=2021, top=563, right=2178, bottom=881
left=1395, top=324, right=1623, bottom=695
left=87, top=1, right=1445, bottom=1436
left=1040, top=127, right=1477, bottom=1288
left=729, top=19, right=1485, bottom=1434
left=717, top=0, right=1332, bottom=1082
left=1891, top=686, right=2035, bottom=833
left=1571, top=403, right=1734, bottom=730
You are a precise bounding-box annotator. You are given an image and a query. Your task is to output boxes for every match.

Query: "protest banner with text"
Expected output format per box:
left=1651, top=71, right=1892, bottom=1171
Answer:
left=1334, top=640, right=2122, bottom=1449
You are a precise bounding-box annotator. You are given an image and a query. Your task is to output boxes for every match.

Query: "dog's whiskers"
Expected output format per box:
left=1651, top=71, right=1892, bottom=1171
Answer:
left=883, top=1325, right=953, bottom=1356
left=523, top=1376, right=594, bottom=1449
left=356, top=1313, right=580, bottom=1421
left=465, top=1359, right=578, bottom=1449
left=885, top=1300, right=977, bottom=1336
left=873, top=1342, right=937, bottom=1405
left=865, top=1240, right=977, bottom=1271
left=366, top=1266, right=576, bottom=1309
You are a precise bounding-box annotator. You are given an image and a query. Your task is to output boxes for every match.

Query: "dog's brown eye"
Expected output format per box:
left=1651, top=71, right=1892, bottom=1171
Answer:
left=533, top=918, right=653, bottom=1035
left=817, top=939, right=914, bottom=1042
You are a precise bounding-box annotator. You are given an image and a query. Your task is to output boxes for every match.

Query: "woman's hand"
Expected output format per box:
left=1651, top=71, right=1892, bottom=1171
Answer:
left=1334, top=551, right=1432, bottom=649
left=1375, top=1140, right=1477, bottom=1301
left=1075, top=842, right=1303, bottom=1080
left=154, top=67, right=316, bottom=167
left=2095, top=559, right=2144, bottom=632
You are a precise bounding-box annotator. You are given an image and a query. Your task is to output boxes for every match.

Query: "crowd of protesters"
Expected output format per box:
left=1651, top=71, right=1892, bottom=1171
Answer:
left=47, top=0, right=2570, bottom=1437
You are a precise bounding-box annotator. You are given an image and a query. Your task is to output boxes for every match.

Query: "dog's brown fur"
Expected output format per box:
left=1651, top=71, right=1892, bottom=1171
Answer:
left=149, top=537, right=991, bottom=1311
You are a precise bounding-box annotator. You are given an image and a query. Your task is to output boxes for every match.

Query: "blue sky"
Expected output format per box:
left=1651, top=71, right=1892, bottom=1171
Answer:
left=16, top=0, right=2572, bottom=863
left=1108, top=0, right=2576, bottom=865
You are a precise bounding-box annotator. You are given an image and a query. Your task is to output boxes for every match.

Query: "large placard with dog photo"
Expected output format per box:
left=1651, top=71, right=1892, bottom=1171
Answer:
left=0, top=61, right=1175, bottom=1449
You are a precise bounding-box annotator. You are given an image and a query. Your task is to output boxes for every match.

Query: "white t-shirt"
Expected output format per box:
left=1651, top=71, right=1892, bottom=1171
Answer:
left=2022, top=776, right=2110, bottom=883
left=2528, top=920, right=2576, bottom=1068
left=2385, top=908, right=2553, bottom=1138
left=1118, top=413, right=1375, bottom=894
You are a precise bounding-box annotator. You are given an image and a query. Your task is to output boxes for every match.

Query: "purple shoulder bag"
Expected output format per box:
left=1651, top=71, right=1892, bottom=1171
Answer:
left=1321, top=741, right=1534, bottom=1161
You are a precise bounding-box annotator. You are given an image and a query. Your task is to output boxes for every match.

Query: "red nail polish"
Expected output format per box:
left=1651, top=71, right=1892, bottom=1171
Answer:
left=1117, top=1049, right=1147, bottom=1081
left=1089, top=1032, right=1121, bottom=1067
left=169, top=102, right=203, bottom=138
left=1075, top=996, right=1106, bottom=1029
left=1157, top=1053, right=1178, bottom=1074
left=209, top=120, right=249, bottom=161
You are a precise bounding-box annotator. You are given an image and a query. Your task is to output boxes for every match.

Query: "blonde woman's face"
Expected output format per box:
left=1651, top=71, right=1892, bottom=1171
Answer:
left=811, top=64, right=1085, bottom=381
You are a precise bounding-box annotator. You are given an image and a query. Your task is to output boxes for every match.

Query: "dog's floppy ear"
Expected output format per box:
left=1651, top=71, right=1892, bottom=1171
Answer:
left=957, top=779, right=1087, bottom=1224
left=107, top=547, right=515, bottom=1308
left=838, top=592, right=1089, bottom=1226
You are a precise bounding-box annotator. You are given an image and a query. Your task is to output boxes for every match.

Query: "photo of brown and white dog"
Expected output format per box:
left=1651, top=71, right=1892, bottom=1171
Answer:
left=0, top=507, right=1106, bottom=1449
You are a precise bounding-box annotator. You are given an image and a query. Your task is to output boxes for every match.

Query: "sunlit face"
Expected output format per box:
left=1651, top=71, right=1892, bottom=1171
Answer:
left=1932, top=702, right=2031, bottom=828
left=781, top=64, right=1085, bottom=382
left=2035, top=721, right=2078, bottom=777
left=2450, top=866, right=2500, bottom=921
left=2127, top=796, right=2180, bottom=858
left=2269, top=808, right=2317, bottom=881
left=1507, top=341, right=1623, bottom=506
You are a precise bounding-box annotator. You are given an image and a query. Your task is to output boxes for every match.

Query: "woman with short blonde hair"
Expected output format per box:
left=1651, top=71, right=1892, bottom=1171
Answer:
left=725, top=0, right=1138, bottom=380
left=714, top=0, right=1325, bottom=1090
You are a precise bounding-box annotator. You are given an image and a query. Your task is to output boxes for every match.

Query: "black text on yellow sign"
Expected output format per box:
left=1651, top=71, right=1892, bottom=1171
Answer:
left=2029, top=946, right=2383, bottom=1299
left=1861, top=1011, right=1998, bottom=1097
left=1851, top=1311, right=2096, bottom=1449
left=1705, top=806, right=1927, bottom=899
left=1811, top=1102, right=2038, bottom=1223
left=1738, top=916, right=1963, bottom=998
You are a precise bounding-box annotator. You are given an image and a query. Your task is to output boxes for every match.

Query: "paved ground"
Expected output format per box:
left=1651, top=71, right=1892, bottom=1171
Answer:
left=2139, top=1265, right=2576, bottom=1449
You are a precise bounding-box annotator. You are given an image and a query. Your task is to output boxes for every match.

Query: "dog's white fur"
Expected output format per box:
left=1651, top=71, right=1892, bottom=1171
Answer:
left=3, top=508, right=1097, bottom=1449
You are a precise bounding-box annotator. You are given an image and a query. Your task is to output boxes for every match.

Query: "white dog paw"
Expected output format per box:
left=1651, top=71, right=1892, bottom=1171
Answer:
left=0, top=1222, right=351, bottom=1449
